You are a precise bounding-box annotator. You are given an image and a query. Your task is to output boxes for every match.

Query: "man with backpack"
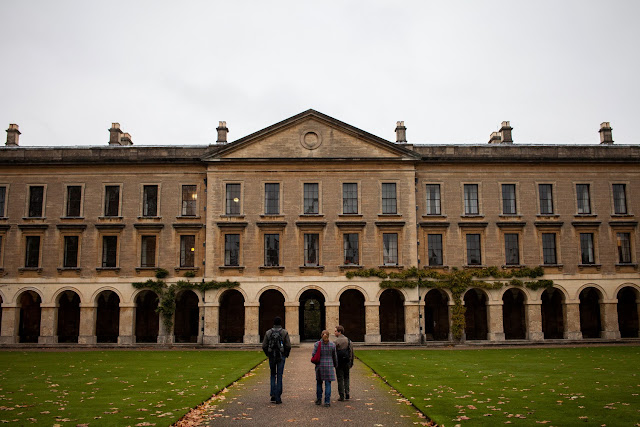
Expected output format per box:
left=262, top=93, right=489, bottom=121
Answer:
left=334, top=325, right=354, bottom=401
left=262, top=316, right=291, bottom=404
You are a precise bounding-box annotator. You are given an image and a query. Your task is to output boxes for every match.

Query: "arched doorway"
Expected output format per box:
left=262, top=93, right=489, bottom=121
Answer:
left=380, top=289, right=405, bottom=342
left=425, top=289, right=449, bottom=341
left=339, top=289, right=365, bottom=342
left=174, top=290, right=199, bottom=343
left=219, top=289, right=245, bottom=343
left=57, top=290, right=81, bottom=343
left=135, top=290, right=159, bottom=343
left=299, top=289, right=325, bottom=341
left=96, top=290, right=120, bottom=343
left=259, top=289, right=285, bottom=341
left=579, top=287, right=602, bottom=338
left=18, top=291, right=41, bottom=343
left=464, top=288, right=488, bottom=340
left=617, top=287, right=639, bottom=338
left=541, top=287, right=565, bottom=339
left=503, top=288, right=526, bottom=340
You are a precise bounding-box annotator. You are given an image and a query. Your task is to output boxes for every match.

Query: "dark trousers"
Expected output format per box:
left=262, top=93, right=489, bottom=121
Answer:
left=336, top=363, right=350, bottom=397
left=269, top=357, right=286, bottom=401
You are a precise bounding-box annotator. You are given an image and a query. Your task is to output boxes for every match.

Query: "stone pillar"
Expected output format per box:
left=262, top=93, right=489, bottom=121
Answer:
left=118, top=304, right=135, bottom=345
left=448, top=301, right=455, bottom=342
left=325, top=302, right=340, bottom=333
left=601, top=302, right=621, bottom=339
left=404, top=302, right=421, bottom=343
left=365, top=302, right=381, bottom=343
left=197, top=304, right=204, bottom=344
left=158, top=315, right=172, bottom=344
left=564, top=302, right=582, bottom=340
left=0, top=305, right=18, bottom=344
left=78, top=304, right=97, bottom=345
left=526, top=302, right=544, bottom=341
left=203, top=303, right=219, bottom=345
left=285, top=302, right=300, bottom=345
left=244, top=303, right=260, bottom=344
left=487, top=302, right=505, bottom=341
left=39, top=305, right=56, bottom=344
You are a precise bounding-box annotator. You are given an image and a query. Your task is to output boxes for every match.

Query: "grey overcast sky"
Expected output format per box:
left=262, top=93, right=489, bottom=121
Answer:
left=0, top=1, right=638, bottom=147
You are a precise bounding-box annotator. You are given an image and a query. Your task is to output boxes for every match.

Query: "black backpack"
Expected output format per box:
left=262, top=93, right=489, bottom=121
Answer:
left=268, top=328, right=285, bottom=362
left=337, top=338, right=351, bottom=366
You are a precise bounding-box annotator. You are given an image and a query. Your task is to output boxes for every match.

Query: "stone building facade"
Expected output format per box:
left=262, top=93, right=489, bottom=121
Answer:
left=0, top=111, right=638, bottom=345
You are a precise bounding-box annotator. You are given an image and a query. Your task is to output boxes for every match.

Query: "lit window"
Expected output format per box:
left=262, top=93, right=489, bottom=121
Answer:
left=181, top=185, right=197, bottom=216
left=180, top=235, right=195, bottom=267
left=226, top=184, right=241, bottom=215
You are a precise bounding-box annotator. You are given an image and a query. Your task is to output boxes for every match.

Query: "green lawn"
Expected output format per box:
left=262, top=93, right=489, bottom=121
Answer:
left=357, top=346, right=640, bottom=426
left=0, top=350, right=265, bottom=426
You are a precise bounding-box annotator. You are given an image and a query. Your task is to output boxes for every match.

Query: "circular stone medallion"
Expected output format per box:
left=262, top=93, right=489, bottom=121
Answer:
left=300, top=130, right=322, bottom=150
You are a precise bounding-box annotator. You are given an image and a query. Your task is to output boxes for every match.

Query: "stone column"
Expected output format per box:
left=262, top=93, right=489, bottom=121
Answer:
left=244, top=302, right=260, bottom=344
left=564, top=302, right=582, bottom=340
left=526, top=302, right=544, bottom=341
left=285, top=302, right=300, bottom=345
left=158, top=315, right=172, bottom=344
left=0, top=305, right=18, bottom=344
left=325, top=302, right=340, bottom=333
left=448, top=300, right=455, bottom=342
left=39, top=304, right=56, bottom=344
left=197, top=304, right=204, bottom=344
left=404, top=301, right=421, bottom=343
left=118, top=304, right=135, bottom=345
left=78, top=304, right=97, bottom=345
left=601, top=301, right=621, bottom=339
left=487, top=302, right=505, bottom=341
left=203, top=303, right=219, bottom=345
left=365, top=302, right=381, bottom=343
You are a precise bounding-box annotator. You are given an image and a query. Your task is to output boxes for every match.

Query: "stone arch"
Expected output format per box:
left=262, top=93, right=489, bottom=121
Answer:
left=174, top=289, right=199, bottom=343
left=617, top=286, right=639, bottom=338
left=375, top=286, right=410, bottom=301
left=502, top=287, right=527, bottom=340
left=13, top=287, right=44, bottom=304
left=424, top=289, right=449, bottom=341
left=135, top=290, right=160, bottom=343
left=575, top=283, right=608, bottom=301
left=17, top=289, right=42, bottom=343
left=541, top=287, right=565, bottom=339
left=256, top=285, right=290, bottom=304
left=295, top=285, right=329, bottom=302
left=339, top=288, right=366, bottom=342
left=56, top=290, right=81, bottom=343
left=219, top=289, right=245, bottom=343
left=299, top=288, right=326, bottom=341
left=259, top=289, right=286, bottom=341
left=379, top=288, right=405, bottom=342
left=52, top=287, right=85, bottom=306
left=96, top=289, right=120, bottom=343
left=336, top=285, right=371, bottom=303
left=579, top=286, right=603, bottom=339
left=216, top=286, right=248, bottom=304
left=463, top=288, right=488, bottom=340
left=91, top=286, right=125, bottom=306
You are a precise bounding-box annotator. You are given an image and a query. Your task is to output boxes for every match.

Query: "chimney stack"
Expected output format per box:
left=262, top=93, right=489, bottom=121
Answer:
left=499, top=121, right=513, bottom=144
left=395, top=121, right=407, bottom=143
left=109, top=123, right=123, bottom=145
left=5, top=124, right=20, bottom=146
left=120, top=132, right=133, bottom=146
left=488, top=131, right=502, bottom=144
left=216, top=121, right=229, bottom=144
left=599, top=122, right=613, bottom=145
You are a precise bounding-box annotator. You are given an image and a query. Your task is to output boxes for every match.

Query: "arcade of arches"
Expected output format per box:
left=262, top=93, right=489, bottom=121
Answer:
left=0, top=285, right=638, bottom=344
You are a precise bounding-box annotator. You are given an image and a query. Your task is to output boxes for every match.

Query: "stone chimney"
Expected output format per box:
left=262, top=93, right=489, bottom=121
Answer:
left=5, top=124, right=20, bottom=146
left=109, top=123, right=123, bottom=145
left=488, top=131, right=502, bottom=144
left=395, top=121, right=407, bottom=143
left=120, top=132, right=133, bottom=146
left=599, top=122, right=613, bottom=145
left=216, top=121, right=229, bottom=144
left=499, top=121, right=513, bottom=144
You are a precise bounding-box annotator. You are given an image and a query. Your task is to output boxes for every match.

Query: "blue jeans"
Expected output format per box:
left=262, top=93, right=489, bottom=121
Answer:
left=316, top=380, right=331, bottom=404
left=269, top=357, right=286, bottom=401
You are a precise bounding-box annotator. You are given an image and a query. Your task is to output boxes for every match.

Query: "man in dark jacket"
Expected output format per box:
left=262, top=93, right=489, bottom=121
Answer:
left=262, top=316, right=291, bottom=404
left=334, top=325, right=354, bottom=401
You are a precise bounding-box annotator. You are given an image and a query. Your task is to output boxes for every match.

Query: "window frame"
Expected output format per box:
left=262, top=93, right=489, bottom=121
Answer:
left=425, top=183, right=442, bottom=216
left=382, top=232, right=399, bottom=266
left=264, top=182, right=281, bottom=215
left=538, top=183, right=555, bottom=215
left=264, top=233, right=280, bottom=267
left=463, top=183, right=480, bottom=216
left=576, top=184, right=592, bottom=215
left=224, top=233, right=241, bottom=267
left=616, top=232, right=633, bottom=264
left=103, top=184, right=122, bottom=218
left=303, top=233, right=320, bottom=267
left=64, top=184, right=84, bottom=218
left=612, top=183, right=628, bottom=215
left=24, top=234, right=42, bottom=268
left=142, top=184, right=160, bottom=218
left=343, top=233, right=360, bottom=266
left=179, top=234, right=196, bottom=268
left=303, top=182, right=320, bottom=215
left=427, top=233, right=443, bottom=266
left=140, top=235, right=158, bottom=268
left=62, top=235, right=80, bottom=268
left=180, top=184, right=198, bottom=217
left=504, top=233, right=520, bottom=266
left=342, top=182, right=359, bottom=215
left=27, top=184, right=46, bottom=218
left=579, top=232, right=596, bottom=265
left=381, top=182, right=398, bottom=215
left=0, top=184, right=7, bottom=218
left=541, top=232, right=558, bottom=265
left=466, top=233, right=482, bottom=266
left=225, top=182, right=243, bottom=216
left=101, top=235, right=119, bottom=268
left=501, top=183, right=517, bottom=215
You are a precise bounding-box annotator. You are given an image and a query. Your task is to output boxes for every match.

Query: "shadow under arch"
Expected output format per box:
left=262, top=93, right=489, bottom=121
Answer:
left=174, top=289, right=199, bottom=343
left=425, top=288, right=449, bottom=341
left=339, top=288, right=365, bottom=342
left=17, top=290, right=42, bottom=343
left=541, top=287, right=565, bottom=339
left=502, top=287, right=527, bottom=340
left=380, top=288, right=405, bottom=342
left=96, top=289, right=120, bottom=343
left=617, top=286, right=639, bottom=338
left=219, top=289, right=245, bottom=343
left=579, top=286, right=603, bottom=338
left=259, top=289, right=286, bottom=342
left=464, top=288, right=488, bottom=340
left=56, top=290, right=81, bottom=343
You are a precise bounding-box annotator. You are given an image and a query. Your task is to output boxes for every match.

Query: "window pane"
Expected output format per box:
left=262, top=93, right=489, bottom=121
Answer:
left=303, top=183, right=319, bottom=214
left=613, top=184, right=627, bottom=214
left=180, top=235, right=195, bottom=267
left=102, top=236, right=118, bottom=267
left=0, top=186, right=5, bottom=217
left=542, top=233, right=557, bottom=265
left=181, top=185, right=197, bottom=216
left=226, top=184, right=241, bottom=215
left=580, top=233, right=595, bottom=264
left=265, top=183, right=280, bottom=215
left=63, top=236, right=79, bottom=268
left=382, top=183, right=397, bottom=214
left=502, top=184, right=516, bottom=215
left=464, top=184, right=478, bottom=215
left=383, top=233, right=398, bottom=265
left=66, top=186, right=82, bottom=217
left=143, top=185, right=158, bottom=217
left=427, top=234, right=443, bottom=266
left=576, top=184, right=591, bottom=214
left=141, top=236, right=156, bottom=267
left=343, top=233, right=359, bottom=265
left=539, top=184, right=554, bottom=215
left=426, top=184, right=441, bottom=215
left=343, top=183, right=358, bottom=214
left=466, top=234, right=481, bottom=265
left=617, top=232, right=632, bottom=264
left=28, top=186, right=44, bottom=217
left=504, top=233, right=519, bottom=265
left=104, top=186, right=120, bottom=217
left=264, top=234, right=279, bottom=266
left=304, top=234, right=319, bottom=266
left=25, top=236, right=40, bottom=267
left=224, top=234, right=240, bottom=266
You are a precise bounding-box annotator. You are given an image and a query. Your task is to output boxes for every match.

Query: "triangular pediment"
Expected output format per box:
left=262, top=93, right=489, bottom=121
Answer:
left=203, top=110, right=419, bottom=161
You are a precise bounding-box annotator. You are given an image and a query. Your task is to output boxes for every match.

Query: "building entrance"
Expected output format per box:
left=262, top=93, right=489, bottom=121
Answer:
left=299, top=289, right=325, bottom=341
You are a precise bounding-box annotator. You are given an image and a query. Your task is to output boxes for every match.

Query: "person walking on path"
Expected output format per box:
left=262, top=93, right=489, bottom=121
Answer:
left=334, top=325, right=354, bottom=401
left=262, top=316, right=291, bottom=404
left=312, top=329, right=338, bottom=407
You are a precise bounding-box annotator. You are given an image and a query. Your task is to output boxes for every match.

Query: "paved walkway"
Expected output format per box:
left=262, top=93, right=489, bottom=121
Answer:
left=199, top=343, right=429, bottom=426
